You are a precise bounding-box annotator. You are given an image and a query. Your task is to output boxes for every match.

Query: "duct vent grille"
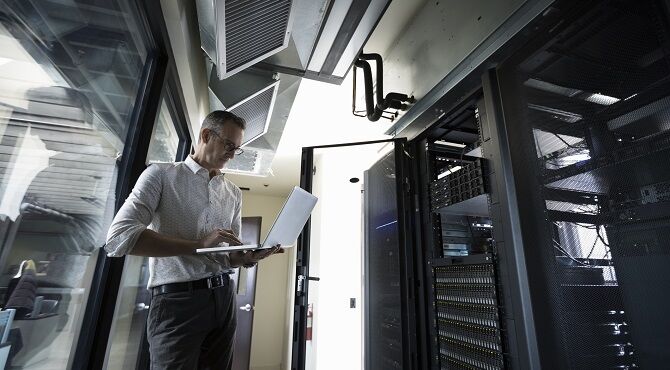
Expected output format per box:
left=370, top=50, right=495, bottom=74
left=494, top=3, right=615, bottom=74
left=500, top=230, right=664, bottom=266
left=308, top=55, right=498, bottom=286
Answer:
left=230, top=84, right=277, bottom=146
left=225, top=148, right=259, bottom=173
left=224, top=0, right=293, bottom=75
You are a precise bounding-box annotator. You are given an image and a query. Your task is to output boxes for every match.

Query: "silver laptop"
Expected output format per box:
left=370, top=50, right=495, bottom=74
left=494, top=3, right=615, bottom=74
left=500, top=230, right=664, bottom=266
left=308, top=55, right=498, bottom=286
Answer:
left=196, top=186, right=318, bottom=253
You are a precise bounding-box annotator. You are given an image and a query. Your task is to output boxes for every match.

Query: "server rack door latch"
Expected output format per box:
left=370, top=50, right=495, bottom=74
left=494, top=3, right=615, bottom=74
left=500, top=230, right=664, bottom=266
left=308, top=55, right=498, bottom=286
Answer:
left=297, top=275, right=305, bottom=293
left=297, top=275, right=321, bottom=294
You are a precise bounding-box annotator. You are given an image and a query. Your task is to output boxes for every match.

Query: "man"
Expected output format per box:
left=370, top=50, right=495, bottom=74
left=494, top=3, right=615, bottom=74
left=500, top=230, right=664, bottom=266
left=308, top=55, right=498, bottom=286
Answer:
left=105, top=110, right=282, bottom=370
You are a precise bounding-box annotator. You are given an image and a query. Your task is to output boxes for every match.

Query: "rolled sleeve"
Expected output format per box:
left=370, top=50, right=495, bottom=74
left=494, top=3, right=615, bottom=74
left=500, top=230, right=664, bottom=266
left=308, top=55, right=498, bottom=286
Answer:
left=105, top=164, right=163, bottom=257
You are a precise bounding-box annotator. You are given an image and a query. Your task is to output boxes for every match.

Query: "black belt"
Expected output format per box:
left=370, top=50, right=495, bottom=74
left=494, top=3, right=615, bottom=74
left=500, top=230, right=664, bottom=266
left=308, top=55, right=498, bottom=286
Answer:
left=152, top=274, right=229, bottom=296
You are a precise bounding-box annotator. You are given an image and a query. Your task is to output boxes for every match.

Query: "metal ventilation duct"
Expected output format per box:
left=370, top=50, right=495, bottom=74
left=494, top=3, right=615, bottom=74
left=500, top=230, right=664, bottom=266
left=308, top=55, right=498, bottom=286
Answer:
left=207, top=65, right=279, bottom=147
left=221, top=69, right=301, bottom=176
left=207, top=64, right=301, bottom=177
left=196, top=0, right=296, bottom=79
left=259, top=0, right=391, bottom=84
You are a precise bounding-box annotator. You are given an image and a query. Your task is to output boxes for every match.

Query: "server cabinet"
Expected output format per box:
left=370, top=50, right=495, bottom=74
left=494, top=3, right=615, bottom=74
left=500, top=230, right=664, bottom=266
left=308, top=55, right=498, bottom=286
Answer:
left=492, top=0, right=670, bottom=368
left=414, top=96, right=513, bottom=370
left=409, top=2, right=670, bottom=368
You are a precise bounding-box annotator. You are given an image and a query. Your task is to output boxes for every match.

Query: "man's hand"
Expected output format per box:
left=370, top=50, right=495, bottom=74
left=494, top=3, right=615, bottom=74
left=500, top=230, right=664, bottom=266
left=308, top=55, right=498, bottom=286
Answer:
left=199, top=229, right=243, bottom=249
left=241, top=245, right=283, bottom=266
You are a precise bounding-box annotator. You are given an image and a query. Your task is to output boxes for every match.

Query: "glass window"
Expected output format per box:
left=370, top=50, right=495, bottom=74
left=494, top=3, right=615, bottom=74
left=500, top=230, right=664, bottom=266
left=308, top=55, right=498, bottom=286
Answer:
left=146, top=96, right=179, bottom=164
left=105, top=93, right=180, bottom=370
left=0, top=0, right=150, bottom=369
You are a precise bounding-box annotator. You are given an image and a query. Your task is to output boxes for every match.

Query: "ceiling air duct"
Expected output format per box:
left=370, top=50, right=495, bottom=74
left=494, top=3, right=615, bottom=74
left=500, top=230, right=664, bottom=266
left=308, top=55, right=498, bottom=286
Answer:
left=259, top=0, right=391, bottom=84
left=207, top=62, right=301, bottom=177
left=207, top=63, right=278, bottom=147
left=196, top=0, right=296, bottom=79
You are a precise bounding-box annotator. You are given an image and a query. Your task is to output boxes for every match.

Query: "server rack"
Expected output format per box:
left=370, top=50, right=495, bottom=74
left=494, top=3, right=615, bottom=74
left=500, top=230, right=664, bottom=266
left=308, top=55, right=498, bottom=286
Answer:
left=410, top=94, right=510, bottom=370
left=293, top=2, right=670, bottom=369
left=408, top=2, right=670, bottom=369
left=492, top=0, right=670, bottom=368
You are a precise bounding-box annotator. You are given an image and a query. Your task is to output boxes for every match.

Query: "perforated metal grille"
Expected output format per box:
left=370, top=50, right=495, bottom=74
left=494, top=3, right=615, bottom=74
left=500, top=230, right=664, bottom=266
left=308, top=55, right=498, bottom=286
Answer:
left=224, top=0, right=292, bottom=73
left=502, top=1, right=670, bottom=368
left=229, top=84, right=276, bottom=146
left=224, top=148, right=259, bottom=173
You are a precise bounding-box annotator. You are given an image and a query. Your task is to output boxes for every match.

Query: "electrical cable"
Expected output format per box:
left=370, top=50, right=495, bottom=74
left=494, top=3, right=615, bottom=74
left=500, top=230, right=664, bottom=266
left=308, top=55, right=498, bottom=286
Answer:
left=553, top=240, right=590, bottom=266
left=553, top=133, right=585, bottom=150
left=596, top=226, right=610, bottom=247
left=586, top=232, right=600, bottom=259
left=552, top=221, right=601, bottom=262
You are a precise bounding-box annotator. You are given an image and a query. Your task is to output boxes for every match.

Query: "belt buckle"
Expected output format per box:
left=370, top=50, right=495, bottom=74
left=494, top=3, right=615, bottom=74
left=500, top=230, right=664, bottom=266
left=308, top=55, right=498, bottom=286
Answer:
left=207, top=275, right=224, bottom=289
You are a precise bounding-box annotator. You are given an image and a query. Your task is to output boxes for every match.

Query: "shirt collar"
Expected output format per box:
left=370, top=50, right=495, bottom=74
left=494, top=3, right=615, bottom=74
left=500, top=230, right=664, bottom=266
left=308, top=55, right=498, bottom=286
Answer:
left=185, top=155, right=207, bottom=176
left=185, top=155, right=224, bottom=179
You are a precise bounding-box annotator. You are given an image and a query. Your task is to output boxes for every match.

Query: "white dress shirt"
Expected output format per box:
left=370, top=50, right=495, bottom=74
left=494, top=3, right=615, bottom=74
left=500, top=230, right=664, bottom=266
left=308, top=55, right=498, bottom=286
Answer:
left=105, top=156, right=242, bottom=288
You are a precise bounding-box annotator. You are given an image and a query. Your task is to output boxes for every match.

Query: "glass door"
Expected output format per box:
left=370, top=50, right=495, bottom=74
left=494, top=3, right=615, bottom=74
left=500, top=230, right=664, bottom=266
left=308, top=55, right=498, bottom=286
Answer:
left=291, top=138, right=415, bottom=370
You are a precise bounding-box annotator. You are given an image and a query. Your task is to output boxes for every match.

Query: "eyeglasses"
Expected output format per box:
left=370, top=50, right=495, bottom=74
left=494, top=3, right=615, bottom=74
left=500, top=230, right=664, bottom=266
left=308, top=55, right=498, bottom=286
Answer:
left=210, top=130, right=244, bottom=155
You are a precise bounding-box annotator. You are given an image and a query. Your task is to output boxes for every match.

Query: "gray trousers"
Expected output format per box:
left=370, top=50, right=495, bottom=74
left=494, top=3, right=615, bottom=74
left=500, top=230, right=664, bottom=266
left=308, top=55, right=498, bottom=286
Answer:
left=147, top=280, right=237, bottom=370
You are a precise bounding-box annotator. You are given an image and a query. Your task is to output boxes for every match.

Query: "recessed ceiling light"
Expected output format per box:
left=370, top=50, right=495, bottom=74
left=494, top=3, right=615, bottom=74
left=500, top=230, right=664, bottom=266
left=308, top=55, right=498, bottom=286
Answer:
left=584, top=93, right=620, bottom=106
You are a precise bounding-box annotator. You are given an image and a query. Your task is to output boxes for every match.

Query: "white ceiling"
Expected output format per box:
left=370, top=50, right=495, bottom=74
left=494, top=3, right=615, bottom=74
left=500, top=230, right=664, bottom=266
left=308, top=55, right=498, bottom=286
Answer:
left=226, top=0, right=428, bottom=198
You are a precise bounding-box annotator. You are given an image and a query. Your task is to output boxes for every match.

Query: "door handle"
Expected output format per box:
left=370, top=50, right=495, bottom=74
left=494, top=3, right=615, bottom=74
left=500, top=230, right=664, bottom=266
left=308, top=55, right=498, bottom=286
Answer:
left=239, top=304, right=253, bottom=312
left=297, top=275, right=321, bottom=293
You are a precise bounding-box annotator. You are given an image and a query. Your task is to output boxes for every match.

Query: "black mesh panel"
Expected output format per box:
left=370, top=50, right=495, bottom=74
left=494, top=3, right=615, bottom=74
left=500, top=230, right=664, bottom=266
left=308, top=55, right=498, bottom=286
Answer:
left=504, top=1, right=670, bottom=368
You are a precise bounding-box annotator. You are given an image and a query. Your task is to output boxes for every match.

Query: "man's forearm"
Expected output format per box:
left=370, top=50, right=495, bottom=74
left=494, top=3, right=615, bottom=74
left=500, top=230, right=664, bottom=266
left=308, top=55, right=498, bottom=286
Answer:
left=129, top=229, right=200, bottom=257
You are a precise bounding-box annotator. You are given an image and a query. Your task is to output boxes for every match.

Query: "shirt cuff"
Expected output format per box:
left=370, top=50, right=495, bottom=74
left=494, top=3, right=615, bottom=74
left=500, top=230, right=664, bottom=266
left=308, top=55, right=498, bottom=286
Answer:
left=104, top=224, right=147, bottom=257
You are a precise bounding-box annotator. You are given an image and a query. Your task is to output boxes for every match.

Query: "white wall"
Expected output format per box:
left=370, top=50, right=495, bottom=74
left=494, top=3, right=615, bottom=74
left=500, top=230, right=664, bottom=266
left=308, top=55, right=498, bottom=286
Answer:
left=241, top=192, right=294, bottom=370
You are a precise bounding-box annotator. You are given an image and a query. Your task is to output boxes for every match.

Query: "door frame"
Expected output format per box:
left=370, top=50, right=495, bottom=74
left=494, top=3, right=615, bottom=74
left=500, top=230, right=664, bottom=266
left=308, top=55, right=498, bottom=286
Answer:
left=231, top=216, right=262, bottom=370
left=290, top=137, right=416, bottom=370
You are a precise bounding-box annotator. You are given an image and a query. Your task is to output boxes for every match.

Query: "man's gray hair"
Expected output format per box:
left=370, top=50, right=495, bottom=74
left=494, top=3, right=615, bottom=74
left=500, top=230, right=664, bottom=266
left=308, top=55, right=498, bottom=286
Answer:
left=201, top=110, right=246, bottom=133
